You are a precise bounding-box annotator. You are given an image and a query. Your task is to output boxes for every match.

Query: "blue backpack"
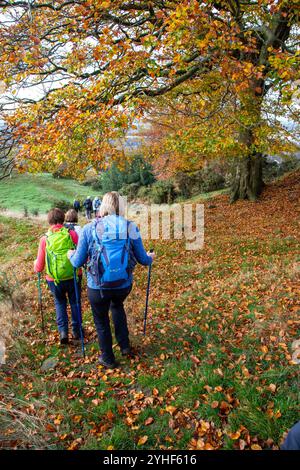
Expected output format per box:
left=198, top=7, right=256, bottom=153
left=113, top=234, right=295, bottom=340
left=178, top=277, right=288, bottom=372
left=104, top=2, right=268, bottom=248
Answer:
left=88, top=217, right=136, bottom=288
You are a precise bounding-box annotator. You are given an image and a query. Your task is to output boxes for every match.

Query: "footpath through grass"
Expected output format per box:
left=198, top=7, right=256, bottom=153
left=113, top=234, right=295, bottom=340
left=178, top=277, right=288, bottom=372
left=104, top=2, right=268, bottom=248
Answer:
left=0, top=173, right=100, bottom=214
left=0, top=171, right=299, bottom=450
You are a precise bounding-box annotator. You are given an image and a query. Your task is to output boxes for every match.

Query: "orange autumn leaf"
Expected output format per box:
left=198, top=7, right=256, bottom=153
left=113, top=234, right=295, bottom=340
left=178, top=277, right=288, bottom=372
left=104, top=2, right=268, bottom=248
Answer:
left=228, top=431, right=241, bottom=440
left=137, top=435, right=148, bottom=446
left=190, top=355, right=201, bottom=365
left=68, top=438, right=83, bottom=450
left=145, top=417, right=154, bottom=426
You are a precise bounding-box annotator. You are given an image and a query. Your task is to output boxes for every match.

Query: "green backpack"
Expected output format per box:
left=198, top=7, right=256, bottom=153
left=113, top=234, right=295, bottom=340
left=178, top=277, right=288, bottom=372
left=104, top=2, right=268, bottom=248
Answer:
left=45, top=227, right=75, bottom=284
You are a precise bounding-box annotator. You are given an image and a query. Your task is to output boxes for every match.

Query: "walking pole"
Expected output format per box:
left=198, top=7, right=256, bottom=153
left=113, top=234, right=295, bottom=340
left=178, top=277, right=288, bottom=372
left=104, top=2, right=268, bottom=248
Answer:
left=37, top=272, right=45, bottom=333
left=73, top=268, right=85, bottom=358
left=143, top=249, right=154, bottom=336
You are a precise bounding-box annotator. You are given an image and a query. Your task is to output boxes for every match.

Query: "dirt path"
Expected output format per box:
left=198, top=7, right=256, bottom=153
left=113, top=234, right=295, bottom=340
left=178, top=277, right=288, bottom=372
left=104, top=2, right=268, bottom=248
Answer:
left=0, top=209, right=47, bottom=222
left=0, top=204, right=153, bottom=225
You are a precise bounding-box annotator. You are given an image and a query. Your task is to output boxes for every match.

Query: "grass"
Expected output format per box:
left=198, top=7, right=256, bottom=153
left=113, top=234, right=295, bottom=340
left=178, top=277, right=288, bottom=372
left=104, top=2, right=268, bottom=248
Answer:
left=0, top=172, right=100, bottom=214
left=0, top=171, right=299, bottom=450
left=0, top=172, right=229, bottom=215
left=0, top=215, right=42, bottom=263
left=184, top=188, right=229, bottom=203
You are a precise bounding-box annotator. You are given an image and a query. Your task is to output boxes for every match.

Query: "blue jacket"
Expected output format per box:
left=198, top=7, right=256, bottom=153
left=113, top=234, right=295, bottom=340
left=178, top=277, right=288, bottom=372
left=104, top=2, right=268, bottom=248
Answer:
left=70, top=215, right=152, bottom=290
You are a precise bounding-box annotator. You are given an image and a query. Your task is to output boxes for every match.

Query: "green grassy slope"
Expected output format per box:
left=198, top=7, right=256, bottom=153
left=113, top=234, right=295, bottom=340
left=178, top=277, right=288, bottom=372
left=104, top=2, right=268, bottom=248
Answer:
left=0, top=173, right=100, bottom=213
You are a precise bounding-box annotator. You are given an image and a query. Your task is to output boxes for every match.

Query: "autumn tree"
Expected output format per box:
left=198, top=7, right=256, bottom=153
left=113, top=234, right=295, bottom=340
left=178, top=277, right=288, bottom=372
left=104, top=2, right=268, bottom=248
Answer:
left=143, top=73, right=299, bottom=198
left=0, top=1, right=299, bottom=198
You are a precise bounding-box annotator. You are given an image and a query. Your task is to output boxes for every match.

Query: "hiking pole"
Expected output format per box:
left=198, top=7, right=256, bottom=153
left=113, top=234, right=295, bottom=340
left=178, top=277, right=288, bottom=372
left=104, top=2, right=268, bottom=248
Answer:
left=143, top=249, right=154, bottom=336
left=73, top=268, right=85, bottom=358
left=37, top=272, right=45, bottom=333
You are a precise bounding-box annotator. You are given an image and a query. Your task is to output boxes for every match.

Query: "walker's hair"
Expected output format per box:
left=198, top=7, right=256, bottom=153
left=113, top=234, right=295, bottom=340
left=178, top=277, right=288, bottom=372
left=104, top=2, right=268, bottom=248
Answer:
left=47, top=208, right=65, bottom=225
left=65, top=209, right=78, bottom=224
left=100, top=192, right=125, bottom=217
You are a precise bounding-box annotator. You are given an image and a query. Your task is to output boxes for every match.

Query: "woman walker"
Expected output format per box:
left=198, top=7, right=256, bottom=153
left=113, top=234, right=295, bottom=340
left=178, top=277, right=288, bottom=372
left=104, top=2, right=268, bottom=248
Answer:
left=68, top=192, right=155, bottom=368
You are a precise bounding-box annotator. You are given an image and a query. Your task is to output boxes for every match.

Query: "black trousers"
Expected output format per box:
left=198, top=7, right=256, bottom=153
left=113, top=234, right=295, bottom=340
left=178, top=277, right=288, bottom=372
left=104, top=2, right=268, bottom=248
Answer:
left=87, top=286, right=132, bottom=362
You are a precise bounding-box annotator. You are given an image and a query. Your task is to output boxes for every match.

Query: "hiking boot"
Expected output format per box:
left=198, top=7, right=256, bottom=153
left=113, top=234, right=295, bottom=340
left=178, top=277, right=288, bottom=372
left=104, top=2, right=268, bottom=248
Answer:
left=60, top=331, right=69, bottom=345
left=121, top=347, right=132, bottom=356
left=98, top=356, right=118, bottom=369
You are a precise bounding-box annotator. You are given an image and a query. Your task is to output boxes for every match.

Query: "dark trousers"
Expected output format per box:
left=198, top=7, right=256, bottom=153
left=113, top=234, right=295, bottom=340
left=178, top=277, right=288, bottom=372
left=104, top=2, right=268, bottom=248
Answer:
left=88, top=286, right=131, bottom=362
left=47, top=277, right=82, bottom=335
left=85, top=209, right=92, bottom=220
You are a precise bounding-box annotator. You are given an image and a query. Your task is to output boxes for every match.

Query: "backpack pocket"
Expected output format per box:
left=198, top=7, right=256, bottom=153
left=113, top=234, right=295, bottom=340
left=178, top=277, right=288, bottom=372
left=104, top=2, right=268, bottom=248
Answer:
left=99, top=240, right=129, bottom=288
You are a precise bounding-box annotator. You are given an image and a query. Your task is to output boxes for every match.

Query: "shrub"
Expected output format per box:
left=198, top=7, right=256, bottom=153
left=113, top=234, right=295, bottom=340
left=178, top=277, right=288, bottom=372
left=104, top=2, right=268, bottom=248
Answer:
left=126, top=155, right=156, bottom=187
left=83, top=176, right=100, bottom=188
left=148, top=180, right=177, bottom=204
left=199, top=167, right=225, bottom=192
left=137, top=185, right=152, bottom=201
left=263, top=155, right=300, bottom=182
left=91, top=180, right=102, bottom=191
left=119, top=182, right=141, bottom=200
left=173, top=172, right=194, bottom=198
left=173, top=165, right=226, bottom=198
left=23, top=206, right=29, bottom=218
left=31, top=208, right=39, bottom=217
left=51, top=199, right=71, bottom=212
left=98, top=156, right=156, bottom=194
left=52, top=163, right=69, bottom=179
left=100, top=164, right=124, bottom=193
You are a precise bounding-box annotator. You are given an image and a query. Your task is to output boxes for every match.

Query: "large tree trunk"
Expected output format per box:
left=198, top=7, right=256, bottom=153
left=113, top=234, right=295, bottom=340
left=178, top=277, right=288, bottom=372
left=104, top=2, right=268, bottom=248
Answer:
left=230, top=151, right=264, bottom=202
left=230, top=87, right=264, bottom=202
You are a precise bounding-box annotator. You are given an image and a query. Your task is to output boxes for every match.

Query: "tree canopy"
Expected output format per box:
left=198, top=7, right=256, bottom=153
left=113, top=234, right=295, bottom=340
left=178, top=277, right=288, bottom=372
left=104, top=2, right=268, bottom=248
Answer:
left=0, top=1, right=299, bottom=194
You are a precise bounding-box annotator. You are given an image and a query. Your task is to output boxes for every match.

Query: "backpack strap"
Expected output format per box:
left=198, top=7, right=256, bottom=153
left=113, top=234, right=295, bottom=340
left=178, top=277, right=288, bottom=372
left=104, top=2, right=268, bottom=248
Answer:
left=64, top=223, right=75, bottom=232
left=45, top=233, right=55, bottom=281
left=126, top=220, right=137, bottom=276
left=91, top=219, right=105, bottom=260
left=44, top=229, right=59, bottom=282
left=92, top=219, right=105, bottom=246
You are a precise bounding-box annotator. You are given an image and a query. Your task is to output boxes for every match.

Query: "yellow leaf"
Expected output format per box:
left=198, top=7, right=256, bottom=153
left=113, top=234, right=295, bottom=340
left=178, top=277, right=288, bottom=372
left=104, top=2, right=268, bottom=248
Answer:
left=274, top=410, right=282, bottom=419
left=73, top=415, right=82, bottom=423
left=165, top=405, right=177, bottom=415
left=137, top=435, right=148, bottom=446
left=242, top=366, right=250, bottom=377
left=54, top=414, right=64, bottom=425
left=251, top=444, right=262, bottom=450
left=196, top=438, right=205, bottom=449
